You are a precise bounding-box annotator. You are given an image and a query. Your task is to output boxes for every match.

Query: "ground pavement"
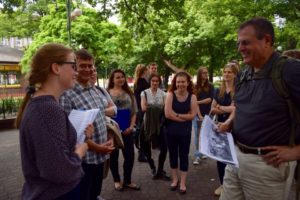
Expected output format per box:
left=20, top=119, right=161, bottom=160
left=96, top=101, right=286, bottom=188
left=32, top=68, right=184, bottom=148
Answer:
left=0, top=129, right=296, bottom=200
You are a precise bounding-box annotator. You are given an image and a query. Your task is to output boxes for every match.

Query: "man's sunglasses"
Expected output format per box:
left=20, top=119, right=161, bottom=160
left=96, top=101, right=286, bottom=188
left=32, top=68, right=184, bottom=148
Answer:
left=56, top=61, right=77, bottom=71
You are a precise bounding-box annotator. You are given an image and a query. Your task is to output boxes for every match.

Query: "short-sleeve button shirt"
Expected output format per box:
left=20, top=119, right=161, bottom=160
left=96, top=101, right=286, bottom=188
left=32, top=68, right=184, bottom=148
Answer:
left=60, top=83, right=109, bottom=164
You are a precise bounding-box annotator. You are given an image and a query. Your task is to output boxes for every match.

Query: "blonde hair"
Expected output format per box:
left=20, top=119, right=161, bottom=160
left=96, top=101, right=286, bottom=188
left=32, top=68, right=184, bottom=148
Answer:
left=133, top=64, right=147, bottom=89
left=219, top=62, right=239, bottom=99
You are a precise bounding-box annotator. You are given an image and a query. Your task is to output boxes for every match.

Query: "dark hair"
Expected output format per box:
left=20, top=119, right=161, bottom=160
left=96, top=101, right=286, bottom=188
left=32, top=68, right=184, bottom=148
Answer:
left=148, top=62, right=157, bottom=67
left=75, top=49, right=94, bottom=61
left=169, top=71, right=194, bottom=94
left=239, top=17, right=275, bottom=46
left=16, top=43, right=73, bottom=128
left=149, top=73, right=162, bottom=86
left=107, top=69, right=133, bottom=97
left=283, top=49, right=300, bottom=60
left=196, top=66, right=210, bottom=94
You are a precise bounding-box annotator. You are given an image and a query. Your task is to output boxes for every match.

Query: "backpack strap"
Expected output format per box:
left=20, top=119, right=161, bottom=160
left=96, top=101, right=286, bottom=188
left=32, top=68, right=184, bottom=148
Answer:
left=271, top=56, right=300, bottom=146
left=236, top=66, right=252, bottom=91
left=95, top=86, right=106, bottom=96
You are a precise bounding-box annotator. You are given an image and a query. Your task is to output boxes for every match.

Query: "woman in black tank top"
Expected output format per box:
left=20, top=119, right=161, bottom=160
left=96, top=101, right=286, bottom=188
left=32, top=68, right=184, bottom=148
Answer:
left=164, top=71, right=198, bottom=194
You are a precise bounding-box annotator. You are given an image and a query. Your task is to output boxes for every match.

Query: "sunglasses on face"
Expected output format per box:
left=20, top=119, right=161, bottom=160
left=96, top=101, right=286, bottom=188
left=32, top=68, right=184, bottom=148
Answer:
left=56, top=61, right=77, bottom=71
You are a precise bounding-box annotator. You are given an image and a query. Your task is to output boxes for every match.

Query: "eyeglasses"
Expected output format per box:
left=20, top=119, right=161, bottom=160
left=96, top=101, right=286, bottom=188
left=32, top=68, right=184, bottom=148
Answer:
left=56, top=61, right=77, bottom=71
left=236, top=40, right=251, bottom=48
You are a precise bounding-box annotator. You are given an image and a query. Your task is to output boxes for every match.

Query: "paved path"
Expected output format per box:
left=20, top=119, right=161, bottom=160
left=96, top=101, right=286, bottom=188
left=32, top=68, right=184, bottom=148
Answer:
left=0, top=129, right=296, bottom=200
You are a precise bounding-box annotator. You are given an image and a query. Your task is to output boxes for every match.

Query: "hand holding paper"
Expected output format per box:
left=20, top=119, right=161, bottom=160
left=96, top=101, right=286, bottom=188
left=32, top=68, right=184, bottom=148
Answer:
left=68, top=109, right=99, bottom=143
left=200, top=115, right=239, bottom=167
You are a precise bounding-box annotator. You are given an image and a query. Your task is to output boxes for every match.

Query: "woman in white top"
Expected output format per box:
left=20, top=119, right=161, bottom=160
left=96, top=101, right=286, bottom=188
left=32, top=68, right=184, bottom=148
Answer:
left=141, top=74, right=170, bottom=180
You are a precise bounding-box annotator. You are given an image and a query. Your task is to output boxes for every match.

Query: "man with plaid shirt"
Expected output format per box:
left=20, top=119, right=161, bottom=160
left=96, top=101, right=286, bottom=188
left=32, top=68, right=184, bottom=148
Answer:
left=60, top=49, right=114, bottom=200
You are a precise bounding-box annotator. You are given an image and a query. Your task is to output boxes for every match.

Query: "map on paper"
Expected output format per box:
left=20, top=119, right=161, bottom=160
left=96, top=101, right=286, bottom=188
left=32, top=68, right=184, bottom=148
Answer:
left=200, top=115, right=238, bottom=167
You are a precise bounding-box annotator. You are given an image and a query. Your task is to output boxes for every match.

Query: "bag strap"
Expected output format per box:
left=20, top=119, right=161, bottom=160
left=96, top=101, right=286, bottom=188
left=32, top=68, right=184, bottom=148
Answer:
left=143, top=90, right=147, bottom=102
left=271, top=56, right=300, bottom=146
left=96, top=86, right=106, bottom=96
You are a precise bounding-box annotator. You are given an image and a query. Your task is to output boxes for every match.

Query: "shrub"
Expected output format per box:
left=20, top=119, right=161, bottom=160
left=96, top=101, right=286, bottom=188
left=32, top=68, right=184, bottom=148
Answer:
left=0, top=97, right=23, bottom=119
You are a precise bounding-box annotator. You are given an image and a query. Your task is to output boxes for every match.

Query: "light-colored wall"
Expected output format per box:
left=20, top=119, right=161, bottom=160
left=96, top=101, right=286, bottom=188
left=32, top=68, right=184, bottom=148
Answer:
left=1, top=37, right=32, bottom=50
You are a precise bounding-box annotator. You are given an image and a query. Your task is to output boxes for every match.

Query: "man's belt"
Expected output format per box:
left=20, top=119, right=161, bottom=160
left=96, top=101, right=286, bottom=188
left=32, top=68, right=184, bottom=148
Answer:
left=236, top=141, right=271, bottom=155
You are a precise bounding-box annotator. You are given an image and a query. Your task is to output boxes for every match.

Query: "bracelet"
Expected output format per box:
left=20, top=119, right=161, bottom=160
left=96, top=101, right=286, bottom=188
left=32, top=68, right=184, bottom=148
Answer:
left=176, top=113, right=179, bottom=118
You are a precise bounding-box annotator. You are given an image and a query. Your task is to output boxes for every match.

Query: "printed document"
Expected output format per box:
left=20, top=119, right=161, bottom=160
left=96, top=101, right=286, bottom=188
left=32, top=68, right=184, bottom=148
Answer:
left=200, top=115, right=238, bottom=167
left=68, top=109, right=99, bottom=144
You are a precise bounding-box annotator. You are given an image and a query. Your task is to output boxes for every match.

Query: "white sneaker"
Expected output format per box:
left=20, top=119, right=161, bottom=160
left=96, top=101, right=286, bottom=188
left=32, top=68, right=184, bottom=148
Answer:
left=201, top=155, right=208, bottom=159
left=214, top=185, right=223, bottom=196
left=193, top=157, right=201, bottom=165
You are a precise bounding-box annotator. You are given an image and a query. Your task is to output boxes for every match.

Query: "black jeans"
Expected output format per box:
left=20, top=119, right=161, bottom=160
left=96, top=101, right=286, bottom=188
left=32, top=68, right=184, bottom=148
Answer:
left=110, top=134, right=135, bottom=184
left=79, top=162, right=104, bottom=200
left=141, top=127, right=168, bottom=172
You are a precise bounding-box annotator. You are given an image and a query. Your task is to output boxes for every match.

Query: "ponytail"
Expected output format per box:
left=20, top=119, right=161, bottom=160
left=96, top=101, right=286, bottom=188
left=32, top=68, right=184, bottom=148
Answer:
left=15, top=43, right=72, bottom=128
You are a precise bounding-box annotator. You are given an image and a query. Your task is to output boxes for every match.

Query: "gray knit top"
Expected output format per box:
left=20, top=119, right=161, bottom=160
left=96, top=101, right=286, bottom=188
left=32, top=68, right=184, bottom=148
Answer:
left=19, top=95, right=83, bottom=200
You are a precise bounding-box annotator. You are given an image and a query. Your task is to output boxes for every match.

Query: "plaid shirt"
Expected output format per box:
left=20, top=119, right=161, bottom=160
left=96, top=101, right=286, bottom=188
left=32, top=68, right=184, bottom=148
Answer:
left=60, top=83, right=109, bottom=164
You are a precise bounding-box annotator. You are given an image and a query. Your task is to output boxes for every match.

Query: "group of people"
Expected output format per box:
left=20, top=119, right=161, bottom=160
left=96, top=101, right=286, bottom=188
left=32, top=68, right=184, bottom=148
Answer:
left=17, top=16, right=300, bottom=200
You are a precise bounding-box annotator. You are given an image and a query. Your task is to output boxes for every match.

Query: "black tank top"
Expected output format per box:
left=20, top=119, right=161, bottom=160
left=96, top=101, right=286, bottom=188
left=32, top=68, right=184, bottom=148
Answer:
left=166, top=92, right=192, bottom=130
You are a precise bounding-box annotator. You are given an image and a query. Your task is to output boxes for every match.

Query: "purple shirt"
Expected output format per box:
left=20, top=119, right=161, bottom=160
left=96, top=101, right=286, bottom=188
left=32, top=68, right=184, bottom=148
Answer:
left=19, top=95, right=83, bottom=199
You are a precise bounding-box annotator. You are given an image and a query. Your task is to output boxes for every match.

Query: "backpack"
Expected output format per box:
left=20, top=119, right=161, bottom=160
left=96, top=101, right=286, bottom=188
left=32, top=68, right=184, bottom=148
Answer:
left=237, top=56, right=300, bottom=199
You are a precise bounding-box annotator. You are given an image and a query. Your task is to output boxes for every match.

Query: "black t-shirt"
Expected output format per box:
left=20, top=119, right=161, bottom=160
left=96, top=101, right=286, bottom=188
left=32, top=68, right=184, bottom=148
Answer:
left=197, top=84, right=214, bottom=116
left=233, top=52, right=300, bottom=147
left=134, top=78, right=150, bottom=110
left=213, top=88, right=232, bottom=123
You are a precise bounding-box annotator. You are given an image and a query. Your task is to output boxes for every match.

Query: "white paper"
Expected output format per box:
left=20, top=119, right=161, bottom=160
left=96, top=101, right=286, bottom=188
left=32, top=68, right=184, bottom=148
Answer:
left=68, top=109, right=99, bottom=144
left=200, top=115, right=239, bottom=167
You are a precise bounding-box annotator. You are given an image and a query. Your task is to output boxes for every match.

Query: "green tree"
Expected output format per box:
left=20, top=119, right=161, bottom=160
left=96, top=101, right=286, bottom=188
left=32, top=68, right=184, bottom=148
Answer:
left=20, top=3, right=134, bottom=76
left=117, top=0, right=300, bottom=80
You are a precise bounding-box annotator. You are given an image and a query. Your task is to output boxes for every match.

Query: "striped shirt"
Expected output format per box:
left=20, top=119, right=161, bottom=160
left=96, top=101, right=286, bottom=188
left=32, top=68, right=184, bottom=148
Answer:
left=60, top=83, right=109, bottom=164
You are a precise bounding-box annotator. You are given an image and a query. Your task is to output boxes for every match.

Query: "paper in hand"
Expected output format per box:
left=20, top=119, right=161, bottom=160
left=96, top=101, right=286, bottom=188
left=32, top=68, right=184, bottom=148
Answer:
left=68, top=109, right=99, bottom=143
left=200, top=115, right=239, bottom=167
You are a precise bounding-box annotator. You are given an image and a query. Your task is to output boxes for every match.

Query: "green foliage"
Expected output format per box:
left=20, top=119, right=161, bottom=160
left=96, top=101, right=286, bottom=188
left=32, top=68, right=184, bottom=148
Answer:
left=20, top=4, right=134, bottom=76
left=2, top=0, right=299, bottom=79
left=0, top=0, right=54, bottom=37
left=116, top=0, right=300, bottom=79
left=0, top=97, right=23, bottom=119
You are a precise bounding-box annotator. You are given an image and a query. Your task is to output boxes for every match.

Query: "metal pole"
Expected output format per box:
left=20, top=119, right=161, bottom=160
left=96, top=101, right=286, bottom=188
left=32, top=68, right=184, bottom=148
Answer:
left=67, top=0, right=71, bottom=46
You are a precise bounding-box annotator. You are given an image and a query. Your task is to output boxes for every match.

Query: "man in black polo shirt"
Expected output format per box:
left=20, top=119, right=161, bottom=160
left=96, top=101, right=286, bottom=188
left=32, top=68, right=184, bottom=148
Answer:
left=219, top=17, right=300, bottom=200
